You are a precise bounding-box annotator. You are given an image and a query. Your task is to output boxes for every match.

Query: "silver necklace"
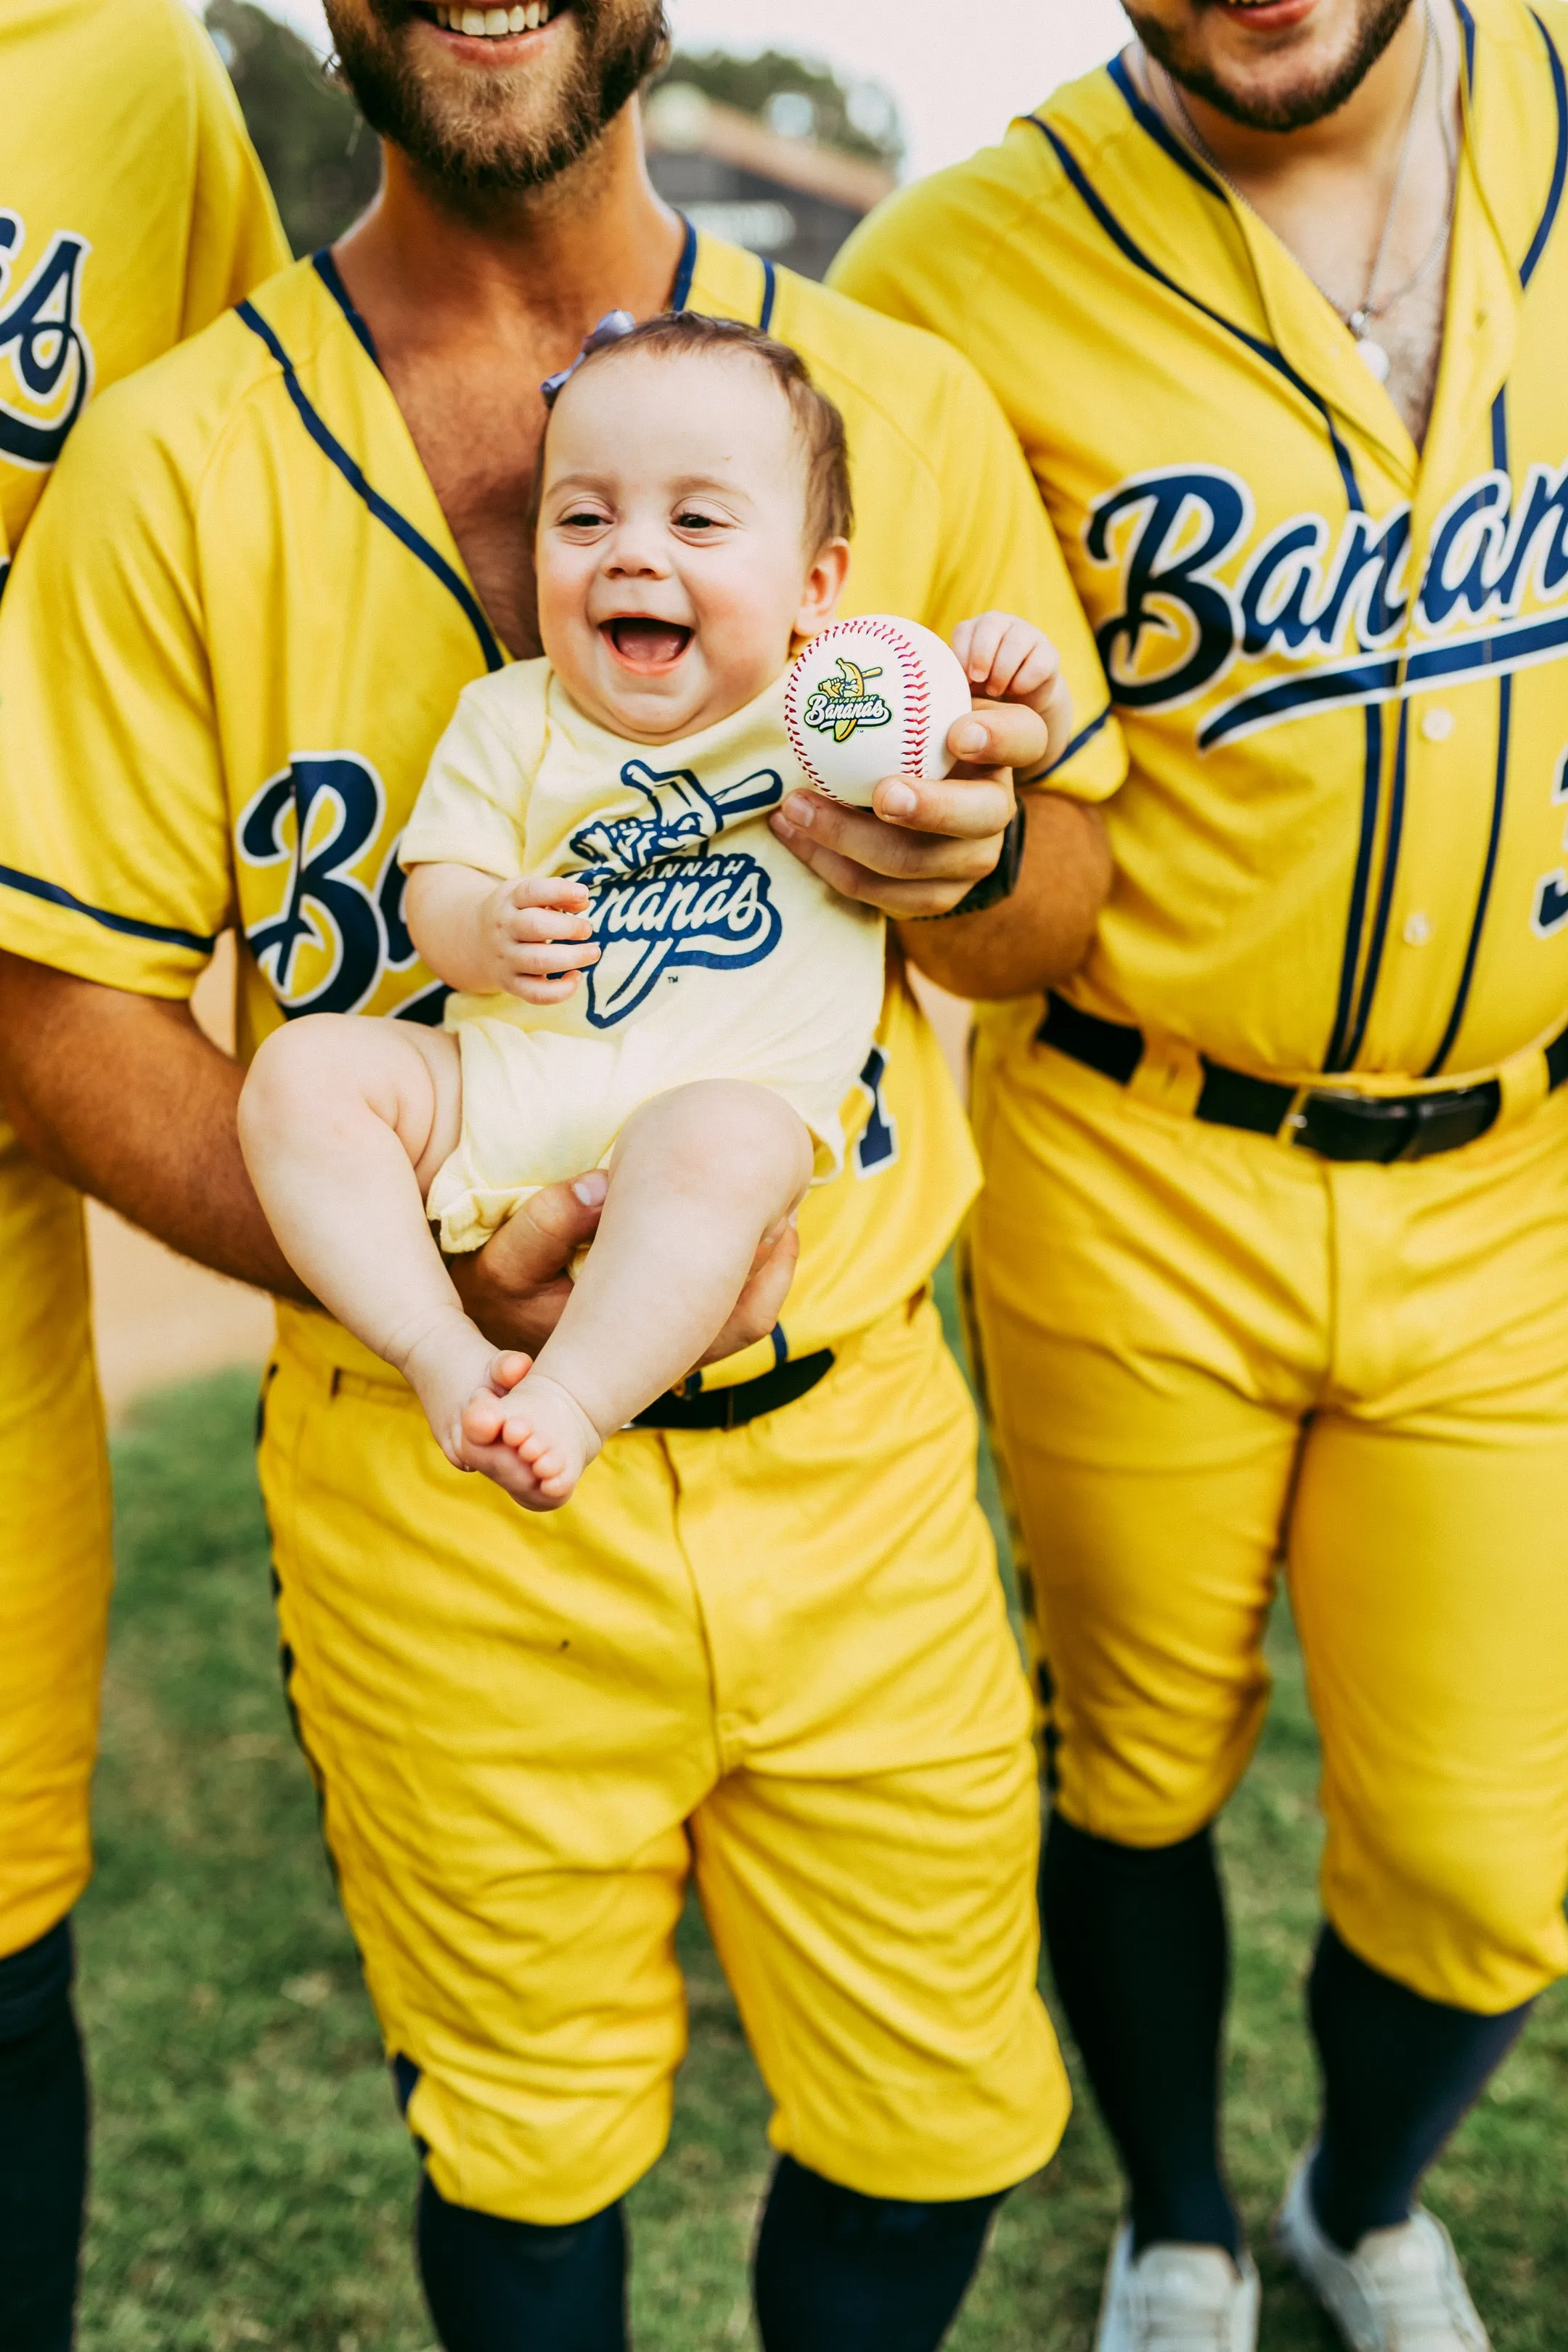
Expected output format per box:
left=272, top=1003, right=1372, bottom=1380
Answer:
left=1159, top=2, right=1456, bottom=386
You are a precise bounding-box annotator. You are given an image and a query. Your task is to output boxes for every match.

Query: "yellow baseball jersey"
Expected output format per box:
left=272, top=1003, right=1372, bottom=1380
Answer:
left=0, top=227, right=1121, bottom=1391
left=835, top=0, right=1568, bottom=1087
left=0, top=0, right=284, bottom=578
left=406, top=664, right=885, bottom=1246
left=0, top=0, right=286, bottom=1963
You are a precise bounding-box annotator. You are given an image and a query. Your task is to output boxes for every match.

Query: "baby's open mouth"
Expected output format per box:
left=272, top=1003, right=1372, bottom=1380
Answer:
left=603, top=618, right=694, bottom=670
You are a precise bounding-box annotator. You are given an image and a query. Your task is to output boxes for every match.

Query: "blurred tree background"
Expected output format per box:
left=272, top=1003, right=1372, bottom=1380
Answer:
left=648, top=49, right=903, bottom=173
left=203, top=3, right=902, bottom=256
left=205, top=1, right=379, bottom=255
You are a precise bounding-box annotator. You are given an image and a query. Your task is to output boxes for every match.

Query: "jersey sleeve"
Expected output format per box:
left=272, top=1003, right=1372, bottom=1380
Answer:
left=172, top=1, right=292, bottom=331
left=918, top=349, right=1124, bottom=801
left=831, top=186, right=1124, bottom=803
left=0, top=384, right=236, bottom=998
left=399, top=679, right=535, bottom=878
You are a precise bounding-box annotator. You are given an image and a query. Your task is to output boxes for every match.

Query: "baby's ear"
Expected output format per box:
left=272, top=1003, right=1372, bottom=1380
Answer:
left=795, top=537, right=852, bottom=638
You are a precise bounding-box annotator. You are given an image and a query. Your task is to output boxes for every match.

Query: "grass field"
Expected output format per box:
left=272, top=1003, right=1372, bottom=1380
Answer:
left=76, top=1326, right=1568, bottom=2349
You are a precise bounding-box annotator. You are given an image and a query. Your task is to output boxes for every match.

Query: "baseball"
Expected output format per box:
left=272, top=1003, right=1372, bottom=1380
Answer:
left=784, top=615, right=975, bottom=807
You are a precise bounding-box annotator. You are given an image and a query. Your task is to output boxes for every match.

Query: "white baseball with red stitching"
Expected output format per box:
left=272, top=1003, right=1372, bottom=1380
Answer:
left=783, top=616, right=973, bottom=807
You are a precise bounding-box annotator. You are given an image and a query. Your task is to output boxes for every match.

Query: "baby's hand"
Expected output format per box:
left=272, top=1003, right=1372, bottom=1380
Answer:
left=481, top=875, right=600, bottom=1003
left=952, top=612, right=1074, bottom=767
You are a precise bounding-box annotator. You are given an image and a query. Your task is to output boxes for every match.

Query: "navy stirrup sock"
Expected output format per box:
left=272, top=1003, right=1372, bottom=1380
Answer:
left=752, top=2155, right=1003, bottom=2352
left=1040, top=1812, right=1241, bottom=2257
left=1307, top=1924, right=1533, bottom=2252
left=0, top=1918, right=89, bottom=2352
left=416, top=2174, right=627, bottom=2352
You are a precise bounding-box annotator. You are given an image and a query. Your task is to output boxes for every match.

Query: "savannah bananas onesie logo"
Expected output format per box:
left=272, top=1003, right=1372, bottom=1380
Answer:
left=801, top=656, right=894, bottom=743
left=568, top=758, right=786, bottom=1027
left=0, top=211, right=93, bottom=469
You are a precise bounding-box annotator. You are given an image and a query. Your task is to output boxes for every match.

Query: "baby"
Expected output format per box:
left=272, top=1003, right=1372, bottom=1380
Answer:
left=240, top=311, right=1064, bottom=1510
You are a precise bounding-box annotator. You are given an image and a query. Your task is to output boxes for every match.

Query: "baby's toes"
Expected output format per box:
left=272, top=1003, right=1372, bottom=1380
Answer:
left=462, top=1390, right=508, bottom=1445
left=486, top=1350, right=531, bottom=1396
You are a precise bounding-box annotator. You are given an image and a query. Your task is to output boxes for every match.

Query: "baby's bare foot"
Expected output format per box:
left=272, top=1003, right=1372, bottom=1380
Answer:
left=460, top=1369, right=603, bottom=1511
left=397, top=1315, right=526, bottom=1470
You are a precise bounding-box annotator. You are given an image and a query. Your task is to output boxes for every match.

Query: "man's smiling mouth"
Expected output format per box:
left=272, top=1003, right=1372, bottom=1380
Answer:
left=603, top=618, right=695, bottom=671
left=412, top=3, right=565, bottom=36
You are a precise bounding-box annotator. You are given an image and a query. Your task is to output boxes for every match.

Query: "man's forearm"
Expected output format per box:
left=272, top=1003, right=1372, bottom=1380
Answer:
left=897, top=792, right=1112, bottom=1001
left=0, top=952, right=307, bottom=1298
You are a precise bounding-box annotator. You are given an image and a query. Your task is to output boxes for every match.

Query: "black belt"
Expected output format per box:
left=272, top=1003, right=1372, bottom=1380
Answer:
left=1037, top=992, right=1568, bottom=1167
left=631, top=1347, right=835, bottom=1432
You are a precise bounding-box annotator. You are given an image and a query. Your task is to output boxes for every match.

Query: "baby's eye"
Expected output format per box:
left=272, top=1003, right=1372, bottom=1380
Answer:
left=674, top=508, right=726, bottom=532
left=558, top=507, right=609, bottom=531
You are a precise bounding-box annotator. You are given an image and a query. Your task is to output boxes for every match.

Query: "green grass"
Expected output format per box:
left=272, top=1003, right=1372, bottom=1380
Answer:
left=77, top=1331, right=1568, bottom=2349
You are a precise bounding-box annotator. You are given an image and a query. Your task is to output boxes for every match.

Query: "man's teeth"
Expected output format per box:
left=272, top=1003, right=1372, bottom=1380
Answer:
left=430, top=4, right=551, bottom=32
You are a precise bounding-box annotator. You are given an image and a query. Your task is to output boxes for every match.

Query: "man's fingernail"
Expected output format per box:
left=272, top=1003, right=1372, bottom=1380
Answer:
left=881, top=782, right=917, bottom=817
left=782, top=794, right=814, bottom=827
left=572, top=1171, right=608, bottom=1206
left=952, top=720, right=988, bottom=756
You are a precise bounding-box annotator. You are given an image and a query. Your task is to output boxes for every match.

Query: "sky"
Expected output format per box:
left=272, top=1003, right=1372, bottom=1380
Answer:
left=237, top=1, right=1129, bottom=176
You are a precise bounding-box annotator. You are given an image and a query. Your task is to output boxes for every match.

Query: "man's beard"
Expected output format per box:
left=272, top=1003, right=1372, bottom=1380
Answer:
left=1132, top=0, right=1415, bottom=130
left=324, top=1, right=670, bottom=197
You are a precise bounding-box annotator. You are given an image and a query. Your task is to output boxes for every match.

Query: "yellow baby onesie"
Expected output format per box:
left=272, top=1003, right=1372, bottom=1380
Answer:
left=400, top=659, right=886, bottom=1253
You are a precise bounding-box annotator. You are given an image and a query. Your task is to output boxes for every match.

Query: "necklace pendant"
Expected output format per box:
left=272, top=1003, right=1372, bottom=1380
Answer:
left=1356, top=334, right=1392, bottom=383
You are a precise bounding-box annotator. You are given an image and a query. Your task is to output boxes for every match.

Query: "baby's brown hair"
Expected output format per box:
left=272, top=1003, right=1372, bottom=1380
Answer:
left=542, top=311, right=854, bottom=555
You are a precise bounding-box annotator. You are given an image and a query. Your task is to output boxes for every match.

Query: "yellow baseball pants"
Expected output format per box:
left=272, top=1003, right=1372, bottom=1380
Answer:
left=258, top=1291, right=1069, bottom=2224
left=971, top=1004, right=1568, bottom=2017
left=0, top=1132, right=113, bottom=1961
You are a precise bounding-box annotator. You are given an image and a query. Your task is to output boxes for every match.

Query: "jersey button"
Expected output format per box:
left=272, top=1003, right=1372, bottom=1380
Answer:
left=1403, top=912, right=1434, bottom=947
left=1420, top=706, right=1456, bottom=743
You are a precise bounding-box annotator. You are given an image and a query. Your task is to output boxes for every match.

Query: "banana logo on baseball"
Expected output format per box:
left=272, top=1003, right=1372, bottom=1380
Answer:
left=801, top=657, right=893, bottom=743
left=785, top=616, right=974, bottom=804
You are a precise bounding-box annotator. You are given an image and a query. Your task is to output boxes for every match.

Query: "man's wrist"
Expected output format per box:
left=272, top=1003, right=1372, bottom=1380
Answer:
left=922, top=802, right=1027, bottom=920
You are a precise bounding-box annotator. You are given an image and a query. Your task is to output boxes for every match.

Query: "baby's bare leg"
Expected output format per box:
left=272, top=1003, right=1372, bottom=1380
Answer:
left=465, top=1080, right=813, bottom=1503
left=240, top=1016, right=527, bottom=1479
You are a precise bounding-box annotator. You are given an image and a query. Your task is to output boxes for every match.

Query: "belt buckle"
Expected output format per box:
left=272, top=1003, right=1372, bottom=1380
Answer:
left=1402, top=1082, right=1500, bottom=1161
left=1289, top=1090, right=1416, bottom=1164
left=1289, top=1083, right=1500, bottom=1164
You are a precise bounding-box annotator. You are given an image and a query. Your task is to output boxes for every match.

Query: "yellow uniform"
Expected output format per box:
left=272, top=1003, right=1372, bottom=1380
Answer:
left=403, top=664, right=886, bottom=1248
left=0, top=229, right=1119, bottom=2217
left=0, top=0, right=286, bottom=1964
left=837, top=0, right=1568, bottom=2011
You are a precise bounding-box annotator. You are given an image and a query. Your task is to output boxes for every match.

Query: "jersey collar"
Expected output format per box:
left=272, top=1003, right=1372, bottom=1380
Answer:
left=1056, top=3, right=1555, bottom=501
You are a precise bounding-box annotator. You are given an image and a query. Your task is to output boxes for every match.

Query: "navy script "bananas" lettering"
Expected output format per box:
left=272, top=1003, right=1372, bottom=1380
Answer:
left=1086, top=461, right=1568, bottom=748
left=0, top=212, right=91, bottom=468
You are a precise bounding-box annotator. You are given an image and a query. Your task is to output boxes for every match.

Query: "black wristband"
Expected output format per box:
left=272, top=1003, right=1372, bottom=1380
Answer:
left=923, top=801, right=1026, bottom=920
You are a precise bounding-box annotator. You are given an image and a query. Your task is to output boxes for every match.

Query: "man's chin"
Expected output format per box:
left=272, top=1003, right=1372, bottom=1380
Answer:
left=324, top=0, right=667, bottom=197
left=1132, top=0, right=1416, bottom=131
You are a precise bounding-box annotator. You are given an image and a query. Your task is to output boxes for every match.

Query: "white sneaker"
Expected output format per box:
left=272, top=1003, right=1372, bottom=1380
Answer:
left=1273, top=2151, right=1491, bottom=2351
left=1093, top=2223, right=1260, bottom=2352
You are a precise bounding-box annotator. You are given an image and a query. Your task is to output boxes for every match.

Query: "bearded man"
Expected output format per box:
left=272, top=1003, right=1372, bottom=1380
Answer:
left=0, top=2, right=1124, bottom=2345
left=836, top=1, right=1568, bottom=2346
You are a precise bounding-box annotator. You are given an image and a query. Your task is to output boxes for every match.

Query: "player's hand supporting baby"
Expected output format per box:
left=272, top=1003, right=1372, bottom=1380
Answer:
left=447, top=1174, right=801, bottom=1366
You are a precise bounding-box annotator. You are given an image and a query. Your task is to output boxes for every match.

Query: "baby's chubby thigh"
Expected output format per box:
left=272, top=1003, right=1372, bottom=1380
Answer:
left=240, top=1010, right=464, bottom=1201
left=609, top=1079, right=815, bottom=1226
